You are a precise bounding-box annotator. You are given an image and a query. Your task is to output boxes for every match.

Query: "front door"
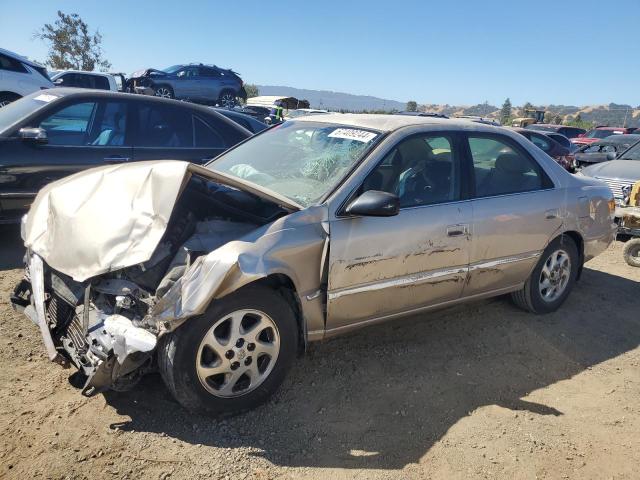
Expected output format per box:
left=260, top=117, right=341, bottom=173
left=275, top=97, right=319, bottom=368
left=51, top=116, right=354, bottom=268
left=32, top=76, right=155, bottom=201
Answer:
left=326, top=132, right=472, bottom=331
left=0, top=99, right=132, bottom=220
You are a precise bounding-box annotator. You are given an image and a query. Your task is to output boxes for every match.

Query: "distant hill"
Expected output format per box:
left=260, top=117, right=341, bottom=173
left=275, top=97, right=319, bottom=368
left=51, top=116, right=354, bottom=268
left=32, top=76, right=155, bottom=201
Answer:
left=255, top=85, right=405, bottom=111
left=253, top=86, right=640, bottom=127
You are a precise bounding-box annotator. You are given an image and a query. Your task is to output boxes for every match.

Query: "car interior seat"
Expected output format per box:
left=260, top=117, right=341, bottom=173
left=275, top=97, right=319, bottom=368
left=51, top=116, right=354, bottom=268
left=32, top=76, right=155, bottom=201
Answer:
left=478, top=153, right=539, bottom=196
left=91, top=112, right=125, bottom=146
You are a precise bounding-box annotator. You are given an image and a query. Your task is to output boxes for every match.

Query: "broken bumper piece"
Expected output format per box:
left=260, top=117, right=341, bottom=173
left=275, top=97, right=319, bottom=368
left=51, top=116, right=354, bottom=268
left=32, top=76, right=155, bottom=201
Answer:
left=10, top=254, right=159, bottom=396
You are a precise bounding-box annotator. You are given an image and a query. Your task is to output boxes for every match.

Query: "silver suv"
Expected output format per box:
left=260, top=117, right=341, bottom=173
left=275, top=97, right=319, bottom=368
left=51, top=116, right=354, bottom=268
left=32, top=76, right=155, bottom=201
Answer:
left=128, top=63, right=246, bottom=107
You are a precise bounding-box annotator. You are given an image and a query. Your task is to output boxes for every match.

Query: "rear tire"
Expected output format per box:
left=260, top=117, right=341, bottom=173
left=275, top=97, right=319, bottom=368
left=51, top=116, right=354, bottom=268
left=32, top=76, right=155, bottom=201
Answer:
left=158, top=285, right=298, bottom=416
left=154, top=85, right=174, bottom=99
left=218, top=90, right=236, bottom=108
left=0, top=92, right=21, bottom=108
left=511, top=235, right=579, bottom=314
left=623, top=238, right=640, bottom=267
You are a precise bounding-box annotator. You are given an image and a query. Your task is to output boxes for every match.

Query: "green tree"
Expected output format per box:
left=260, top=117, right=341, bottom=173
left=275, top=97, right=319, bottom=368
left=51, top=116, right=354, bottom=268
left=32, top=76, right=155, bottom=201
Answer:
left=406, top=100, right=418, bottom=112
left=543, top=111, right=555, bottom=124
left=244, top=84, right=259, bottom=99
left=500, top=98, right=512, bottom=125
left=553, top=114, right=563, bottom=125
left=35, top=11, right=110, bottom=71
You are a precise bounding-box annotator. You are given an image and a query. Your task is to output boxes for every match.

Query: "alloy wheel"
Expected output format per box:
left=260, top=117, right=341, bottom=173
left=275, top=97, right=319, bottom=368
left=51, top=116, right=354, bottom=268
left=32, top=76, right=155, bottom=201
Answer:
left=196, top=309, right=280, bottom=398
left=538, top=249, right=571, bottom=302
left=154, top=87, right=172, bottom=98
left=220, top=93, right=235, bottom=108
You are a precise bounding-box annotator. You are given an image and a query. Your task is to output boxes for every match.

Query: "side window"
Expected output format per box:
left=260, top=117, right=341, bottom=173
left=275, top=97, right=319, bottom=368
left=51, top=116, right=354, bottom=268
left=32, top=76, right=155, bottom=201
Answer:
left=93, top=75, right=110, bottom=90
left=136, top=104, right=193, bottom=147
left=529, top=133, right=551, bottom=152
left=38, top=102, right=98, bottom=145
left=90, top=102, right=128, bottom=146
left=0, top=54, right=28, bottom=73
left=200, top=67, right=220, bottom=78
left=361, top=134, right=459, bottom=208
left=468, top=136, right=543, bottom=198
left=194, top=117, right=226, bottom=148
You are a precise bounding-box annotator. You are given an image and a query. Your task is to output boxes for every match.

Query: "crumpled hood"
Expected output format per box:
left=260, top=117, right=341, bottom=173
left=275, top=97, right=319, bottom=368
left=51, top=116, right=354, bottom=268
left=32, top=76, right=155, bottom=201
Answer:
left=25, top=160, right=191, bottom=282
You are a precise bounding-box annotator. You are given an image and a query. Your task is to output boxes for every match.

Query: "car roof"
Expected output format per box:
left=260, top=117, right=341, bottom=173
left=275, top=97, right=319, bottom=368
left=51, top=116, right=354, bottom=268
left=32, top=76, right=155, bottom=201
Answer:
left=293, top=113, right=496, bottom=133
left=51, top=70, right=114, bottom=78
left=0, top=47, right=46, bottom=69
left=595, top=126, right=626, bottom=130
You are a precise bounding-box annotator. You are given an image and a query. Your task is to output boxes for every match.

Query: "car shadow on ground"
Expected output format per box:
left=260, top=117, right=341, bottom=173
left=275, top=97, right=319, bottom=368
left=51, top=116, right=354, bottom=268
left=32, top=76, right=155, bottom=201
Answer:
left=102, top=264, right=640, bottom=470
left=0, top=225, right=24, bottom=271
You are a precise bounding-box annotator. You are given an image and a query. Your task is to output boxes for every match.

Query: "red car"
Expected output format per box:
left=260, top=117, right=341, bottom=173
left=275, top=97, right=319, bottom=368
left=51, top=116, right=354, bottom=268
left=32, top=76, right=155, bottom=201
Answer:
left=571, top=126, right=637, bottom=147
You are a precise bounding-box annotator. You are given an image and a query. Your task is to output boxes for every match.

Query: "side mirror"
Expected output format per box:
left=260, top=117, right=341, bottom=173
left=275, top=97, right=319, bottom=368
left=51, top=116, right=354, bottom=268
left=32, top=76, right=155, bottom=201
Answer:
left=606, top=151, right=617, bottom=161
left=54, top=78, right=64, bottom=86
left=19, top=127, right=48, bottom=144
left=346, top=190, right=399, bottom=217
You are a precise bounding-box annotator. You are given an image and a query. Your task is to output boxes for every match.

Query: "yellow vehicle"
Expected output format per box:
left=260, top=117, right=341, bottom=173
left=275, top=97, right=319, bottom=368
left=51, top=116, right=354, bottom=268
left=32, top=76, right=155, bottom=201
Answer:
left=619, top=180, right=640, bottom=267
left=511, top=109, right=545, bottom=128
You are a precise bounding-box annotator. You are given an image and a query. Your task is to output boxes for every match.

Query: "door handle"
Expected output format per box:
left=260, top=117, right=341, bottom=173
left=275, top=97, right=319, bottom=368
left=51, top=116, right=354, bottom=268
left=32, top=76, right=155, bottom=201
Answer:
left=103, top=156, right=130, bottom=163
left=446, top=224, right=469, bottom=237
left=545, top=209, right=559, bottom=219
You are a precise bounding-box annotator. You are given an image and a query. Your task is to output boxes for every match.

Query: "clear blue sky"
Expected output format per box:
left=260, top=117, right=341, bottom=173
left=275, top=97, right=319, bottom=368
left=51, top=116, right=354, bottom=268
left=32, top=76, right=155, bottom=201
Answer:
left=1, top=0, right=638, bottom=107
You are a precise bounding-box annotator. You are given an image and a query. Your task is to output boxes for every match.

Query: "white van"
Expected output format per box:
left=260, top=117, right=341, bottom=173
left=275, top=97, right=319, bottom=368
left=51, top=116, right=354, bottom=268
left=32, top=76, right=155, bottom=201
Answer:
left=50, top=70, right=119, bottom=91
left=0, top=47, right=54, bottom=107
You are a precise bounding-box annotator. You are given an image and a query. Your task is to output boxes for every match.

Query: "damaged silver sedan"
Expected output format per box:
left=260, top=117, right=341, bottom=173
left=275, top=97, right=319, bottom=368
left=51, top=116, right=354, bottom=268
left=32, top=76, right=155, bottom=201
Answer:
left=11, top=114, right=616, bottom=415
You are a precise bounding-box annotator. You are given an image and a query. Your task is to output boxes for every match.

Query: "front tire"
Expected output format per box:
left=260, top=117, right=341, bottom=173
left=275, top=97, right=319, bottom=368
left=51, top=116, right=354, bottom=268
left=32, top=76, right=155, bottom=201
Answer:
left=158, top=285, right=298, bottom=416
left=511, top=235, right=579, bottom=314
left=623, top=238, right=640, bottom=267
left=154, top=85, right=174, bottom=99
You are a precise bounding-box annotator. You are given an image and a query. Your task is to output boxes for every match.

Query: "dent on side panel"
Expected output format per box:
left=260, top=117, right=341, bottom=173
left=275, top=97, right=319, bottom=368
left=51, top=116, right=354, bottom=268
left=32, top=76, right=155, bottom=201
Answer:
left=150, top=206, right=329, bottom=338
left=568, top=185, right=617, bottom=261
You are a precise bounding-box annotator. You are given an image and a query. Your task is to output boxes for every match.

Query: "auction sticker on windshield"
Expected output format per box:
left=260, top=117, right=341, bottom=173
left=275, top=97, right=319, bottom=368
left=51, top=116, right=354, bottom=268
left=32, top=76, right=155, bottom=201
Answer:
left=328, top=128, right=377, bottom=143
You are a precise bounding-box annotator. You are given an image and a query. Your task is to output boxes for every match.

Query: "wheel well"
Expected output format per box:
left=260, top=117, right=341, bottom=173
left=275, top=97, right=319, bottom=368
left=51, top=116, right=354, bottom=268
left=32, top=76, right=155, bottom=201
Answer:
left=253, top=274, right=306, bottom=354
left=560, top=231, right=584, bottom=279
left=0, top=91, right=21, bottom=99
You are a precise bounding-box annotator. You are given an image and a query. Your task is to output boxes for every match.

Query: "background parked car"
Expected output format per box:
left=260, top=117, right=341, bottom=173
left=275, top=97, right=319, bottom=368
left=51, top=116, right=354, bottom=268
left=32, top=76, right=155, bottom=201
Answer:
left=571, top=126, right=637, bottom=147
left=0, top=48, right=53, bottom=107
left=574, top=134, right=640, bottom=170
left=0, top=88, right=251, bottom=223
left=127, top=63, right=247, bottom=107
left=525, top=123, right=586, bottom=139
left=579, top=139, right=640, bottom=206
left=512, top=127, right=574, bottom=171
left=50, top=70, right=119, bottom=91
left=211, top=107, right=267, bottom=134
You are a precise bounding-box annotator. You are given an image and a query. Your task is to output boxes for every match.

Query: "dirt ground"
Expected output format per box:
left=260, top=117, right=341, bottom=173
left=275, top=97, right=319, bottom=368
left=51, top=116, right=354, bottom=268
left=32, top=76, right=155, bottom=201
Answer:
left=1, top=224, right=639, bottom=480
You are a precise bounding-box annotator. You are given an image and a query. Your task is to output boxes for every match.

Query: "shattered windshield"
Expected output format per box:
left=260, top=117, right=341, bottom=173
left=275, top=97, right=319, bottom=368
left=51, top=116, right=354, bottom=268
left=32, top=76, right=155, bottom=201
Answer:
left=208, top=121, right=381, bottom=207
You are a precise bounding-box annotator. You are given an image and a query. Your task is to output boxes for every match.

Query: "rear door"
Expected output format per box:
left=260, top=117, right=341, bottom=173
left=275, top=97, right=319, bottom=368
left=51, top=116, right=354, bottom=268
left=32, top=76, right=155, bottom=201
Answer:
left=131, top=102, right=240, bottom=163
left=199, top=67, right=222, bottom=102
left=464, top=133, right=563, bottom=296
left=0, top=98, right=132, bottom=219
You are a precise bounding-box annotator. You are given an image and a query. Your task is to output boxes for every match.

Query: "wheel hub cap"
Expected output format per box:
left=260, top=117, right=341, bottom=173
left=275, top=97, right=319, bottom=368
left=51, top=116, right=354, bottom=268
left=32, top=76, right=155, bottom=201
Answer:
left=196, top=309, right=280, bottom=398
left=539, top=249, right=571, bottom=302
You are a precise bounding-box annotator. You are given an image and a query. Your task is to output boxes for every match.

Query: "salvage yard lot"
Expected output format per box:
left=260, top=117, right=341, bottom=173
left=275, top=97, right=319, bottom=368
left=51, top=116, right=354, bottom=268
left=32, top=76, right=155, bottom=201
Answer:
left=1, top=225, right=639, bottom=480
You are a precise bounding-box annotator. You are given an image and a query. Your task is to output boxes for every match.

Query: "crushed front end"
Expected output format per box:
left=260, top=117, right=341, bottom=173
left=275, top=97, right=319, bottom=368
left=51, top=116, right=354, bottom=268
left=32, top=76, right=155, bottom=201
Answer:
left=11, top=253, right=158, bottom=396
